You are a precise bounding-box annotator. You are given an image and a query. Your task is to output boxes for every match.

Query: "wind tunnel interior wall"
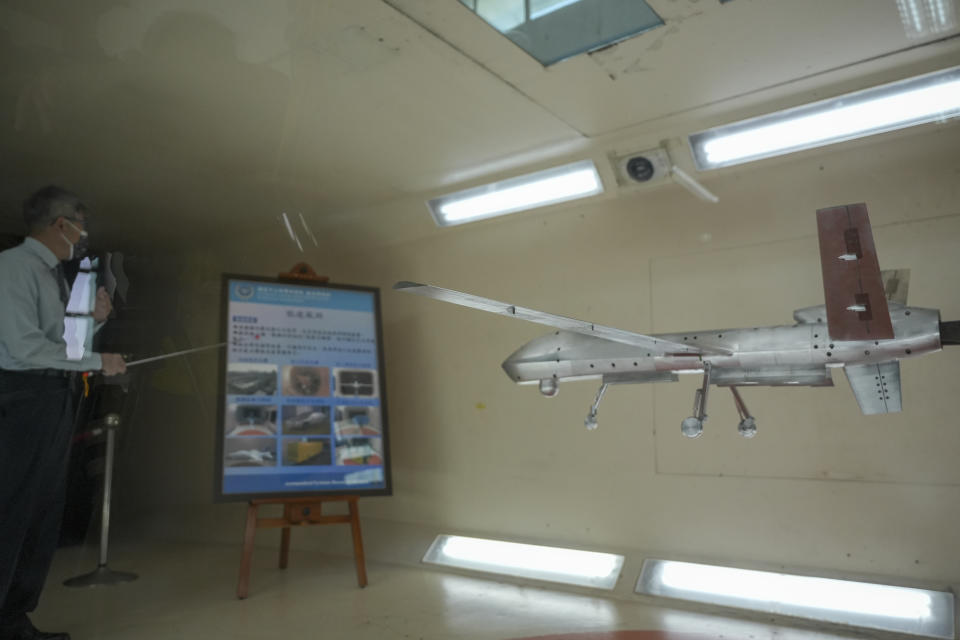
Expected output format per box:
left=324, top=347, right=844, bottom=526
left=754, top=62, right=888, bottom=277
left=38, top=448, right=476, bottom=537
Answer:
left=107, top=109, right=960, bottom=590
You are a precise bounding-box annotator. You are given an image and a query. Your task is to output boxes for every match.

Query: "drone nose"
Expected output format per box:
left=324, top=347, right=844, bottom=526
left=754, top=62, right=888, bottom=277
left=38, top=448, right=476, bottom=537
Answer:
left=501, top=351, right=524, bottom=382
left=501, top=334, right=561, bottom=383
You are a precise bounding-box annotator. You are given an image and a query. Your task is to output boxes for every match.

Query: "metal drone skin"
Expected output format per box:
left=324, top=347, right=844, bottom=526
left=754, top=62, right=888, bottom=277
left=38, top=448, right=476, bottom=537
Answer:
left=395, top=204, right=956, bottom=437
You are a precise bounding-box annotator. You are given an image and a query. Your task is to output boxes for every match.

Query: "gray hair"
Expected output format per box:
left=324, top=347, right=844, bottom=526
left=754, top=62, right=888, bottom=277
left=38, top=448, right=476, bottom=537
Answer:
left=23, top=185, right=86, bottom=233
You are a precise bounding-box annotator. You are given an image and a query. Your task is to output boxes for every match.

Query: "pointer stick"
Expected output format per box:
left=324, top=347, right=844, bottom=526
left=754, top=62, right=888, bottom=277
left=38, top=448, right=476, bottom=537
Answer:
left=125, top=342, right=227, bottom=367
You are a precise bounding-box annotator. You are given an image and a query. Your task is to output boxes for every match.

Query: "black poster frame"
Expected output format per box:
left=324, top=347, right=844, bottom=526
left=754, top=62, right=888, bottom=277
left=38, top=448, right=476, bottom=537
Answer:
left=214, top=273, right=392, bottom=502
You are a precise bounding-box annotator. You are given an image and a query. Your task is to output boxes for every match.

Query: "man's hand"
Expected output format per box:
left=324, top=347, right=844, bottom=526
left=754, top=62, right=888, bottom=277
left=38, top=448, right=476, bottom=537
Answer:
left=101, top=353, right=127, bottom=376
left=93, top=286, right=112, bottom=322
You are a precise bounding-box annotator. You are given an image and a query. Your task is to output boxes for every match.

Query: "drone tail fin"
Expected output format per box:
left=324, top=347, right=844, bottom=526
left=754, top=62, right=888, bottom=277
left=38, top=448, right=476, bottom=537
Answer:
left=816, top=203, right=894, bottom=341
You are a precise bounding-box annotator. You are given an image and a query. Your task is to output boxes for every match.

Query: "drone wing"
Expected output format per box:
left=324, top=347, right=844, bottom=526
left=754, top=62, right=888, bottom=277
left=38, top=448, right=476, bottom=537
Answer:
left=394, top=281, right=730, bottom=356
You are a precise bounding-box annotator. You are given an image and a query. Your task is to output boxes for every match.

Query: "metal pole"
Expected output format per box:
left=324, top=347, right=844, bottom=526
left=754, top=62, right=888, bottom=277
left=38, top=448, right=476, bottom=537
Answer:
left=64, top=414, right=137, bottom=587
left=99, top=429, right=115, bottom=567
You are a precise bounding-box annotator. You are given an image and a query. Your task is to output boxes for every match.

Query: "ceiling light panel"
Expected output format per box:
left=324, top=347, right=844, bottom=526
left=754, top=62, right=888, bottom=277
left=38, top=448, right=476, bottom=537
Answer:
left=689, top=65, right=960, bottom=170
left=427, top=160, right=603, bottom=227
left=458, top=0, right=663, bottom=66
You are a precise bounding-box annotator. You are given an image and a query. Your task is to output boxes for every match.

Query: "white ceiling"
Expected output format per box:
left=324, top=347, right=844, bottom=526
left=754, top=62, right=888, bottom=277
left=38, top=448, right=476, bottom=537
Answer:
left=0, top=0, right=957, bottom=250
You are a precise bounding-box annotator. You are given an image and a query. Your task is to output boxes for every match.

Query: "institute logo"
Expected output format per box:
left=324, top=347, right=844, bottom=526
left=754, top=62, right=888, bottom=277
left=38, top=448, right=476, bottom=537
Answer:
left=235, top=284, right=254, bottom=299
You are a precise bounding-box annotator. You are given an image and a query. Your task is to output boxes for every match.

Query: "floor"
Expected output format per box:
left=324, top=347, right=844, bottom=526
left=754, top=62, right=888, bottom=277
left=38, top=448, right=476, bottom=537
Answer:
left=33, top=542, right=871, bottom=640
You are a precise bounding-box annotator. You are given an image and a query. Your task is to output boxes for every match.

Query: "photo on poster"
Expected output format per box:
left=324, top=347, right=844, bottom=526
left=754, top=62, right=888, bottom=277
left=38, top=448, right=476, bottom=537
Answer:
left=282, top=405, right=331, bottom=435
left=224, top=437, right=277, bottom=467
left=226, top=404, right=278, bottom=436
left=334, top=406, right=382, bottom=437
left=333, top=368, right=378, bottom=398
left=282, top=365, right=330, bottom=397
left=335, top=436, right=383, bottom=466
left=282, top=437, right=332, bottom=466
left=226, top=363, right=277, bottom=396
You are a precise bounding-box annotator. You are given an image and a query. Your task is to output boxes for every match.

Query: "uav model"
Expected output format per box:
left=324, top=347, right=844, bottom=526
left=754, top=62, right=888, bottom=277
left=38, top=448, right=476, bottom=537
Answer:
left=226, top=449, right=275, bottom=464
left=395, top=204, right=960, bottom=437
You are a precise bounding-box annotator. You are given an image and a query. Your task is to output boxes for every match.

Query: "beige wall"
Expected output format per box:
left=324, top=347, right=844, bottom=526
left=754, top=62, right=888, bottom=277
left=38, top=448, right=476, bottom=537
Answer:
left=114, top=122, right=960, bottom=587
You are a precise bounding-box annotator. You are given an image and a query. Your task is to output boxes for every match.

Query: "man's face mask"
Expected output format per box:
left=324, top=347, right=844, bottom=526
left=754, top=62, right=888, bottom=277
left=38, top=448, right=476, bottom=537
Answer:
left=59, top=218, right=89, bottom=260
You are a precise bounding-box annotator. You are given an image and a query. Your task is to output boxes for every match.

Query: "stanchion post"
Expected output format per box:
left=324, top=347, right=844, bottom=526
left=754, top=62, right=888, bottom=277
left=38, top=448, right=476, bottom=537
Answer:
left=64, top=414, right=138, bottom=587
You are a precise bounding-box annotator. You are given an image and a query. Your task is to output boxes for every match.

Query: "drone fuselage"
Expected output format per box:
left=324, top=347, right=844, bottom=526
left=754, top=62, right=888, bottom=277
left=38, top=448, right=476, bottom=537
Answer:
left=396, top=203, right=953, bottom=432
left=502, top=305, right=941, bottom=391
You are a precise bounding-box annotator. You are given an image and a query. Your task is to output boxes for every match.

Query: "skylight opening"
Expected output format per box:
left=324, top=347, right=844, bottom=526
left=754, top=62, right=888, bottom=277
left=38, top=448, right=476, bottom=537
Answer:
left=530, top=0, right=581, bottom=20
left=458, top=0, right=663, bottom=66
left=896, top=0, right=957, bottom=37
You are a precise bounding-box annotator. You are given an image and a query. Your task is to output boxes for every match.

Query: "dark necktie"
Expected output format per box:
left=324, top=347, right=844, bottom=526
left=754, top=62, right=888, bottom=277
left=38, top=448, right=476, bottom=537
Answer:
left=54, top=264, right=70, bottom=306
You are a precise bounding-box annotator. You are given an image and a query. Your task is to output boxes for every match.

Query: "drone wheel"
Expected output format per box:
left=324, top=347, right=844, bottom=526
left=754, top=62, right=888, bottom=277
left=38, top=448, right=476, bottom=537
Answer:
left=681, top=416, right=703, bottom=439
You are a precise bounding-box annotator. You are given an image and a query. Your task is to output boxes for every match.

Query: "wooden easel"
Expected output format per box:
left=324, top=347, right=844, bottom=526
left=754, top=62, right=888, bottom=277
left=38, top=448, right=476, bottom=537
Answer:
left=235, top=264, right=367, bottom=600
left=236, top=496, right=367, bottom=599
left=279, top=262, right=329, bottom=284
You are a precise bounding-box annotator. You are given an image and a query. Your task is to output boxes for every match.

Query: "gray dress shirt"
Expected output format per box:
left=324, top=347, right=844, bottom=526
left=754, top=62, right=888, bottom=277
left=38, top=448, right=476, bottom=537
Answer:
left=0, top=237, right=102, bottom=371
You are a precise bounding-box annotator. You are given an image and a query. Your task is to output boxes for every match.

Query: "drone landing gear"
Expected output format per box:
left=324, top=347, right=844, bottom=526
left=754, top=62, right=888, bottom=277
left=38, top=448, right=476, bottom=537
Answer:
left=584, top=383, right=609, bottom=431
left=730, top=386, right=757, bottom=438
left=681, top=362, right=711, bottom=438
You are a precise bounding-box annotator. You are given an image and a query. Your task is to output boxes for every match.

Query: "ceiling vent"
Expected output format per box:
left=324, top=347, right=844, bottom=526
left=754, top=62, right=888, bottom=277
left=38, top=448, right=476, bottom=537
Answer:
left=609, top=147, right=672, bottom=188
left=608, top=146, right=718, bottom=203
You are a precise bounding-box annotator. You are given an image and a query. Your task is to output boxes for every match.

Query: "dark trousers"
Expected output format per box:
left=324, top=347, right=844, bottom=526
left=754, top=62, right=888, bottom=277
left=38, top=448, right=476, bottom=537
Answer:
left=0, top=371, right=75, bottom=625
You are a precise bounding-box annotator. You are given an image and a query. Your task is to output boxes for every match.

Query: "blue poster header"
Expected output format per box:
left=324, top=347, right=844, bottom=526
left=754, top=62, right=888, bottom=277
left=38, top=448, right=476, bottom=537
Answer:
left=230, top=280, right=374, bottom=312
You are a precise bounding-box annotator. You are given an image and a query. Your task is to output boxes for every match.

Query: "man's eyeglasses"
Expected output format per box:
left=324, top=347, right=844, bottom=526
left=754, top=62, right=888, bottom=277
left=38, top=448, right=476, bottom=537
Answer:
left=62, top=217, right=88, bottom=236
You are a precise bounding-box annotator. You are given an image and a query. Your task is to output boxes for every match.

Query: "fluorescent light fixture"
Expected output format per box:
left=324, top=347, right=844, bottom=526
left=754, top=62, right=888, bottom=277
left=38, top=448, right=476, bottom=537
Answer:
left=422, top=534, right=623, bottom=589
left=690, top=65, right=960, bottom=170
left=428, top=160, right=603, bottom=227
left=637, top=559, right=955, bottom=639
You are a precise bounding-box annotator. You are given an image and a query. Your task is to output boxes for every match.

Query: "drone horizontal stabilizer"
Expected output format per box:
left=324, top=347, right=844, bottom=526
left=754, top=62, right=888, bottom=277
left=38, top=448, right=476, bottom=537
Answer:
left=844, top=361, right=902, bottom=414
left=393, top=281, right=731, bottom=356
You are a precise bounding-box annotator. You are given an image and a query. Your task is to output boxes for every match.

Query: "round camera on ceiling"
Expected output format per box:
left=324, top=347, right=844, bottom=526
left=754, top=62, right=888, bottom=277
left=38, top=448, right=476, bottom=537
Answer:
left=625, top=155, right=655, bottom=182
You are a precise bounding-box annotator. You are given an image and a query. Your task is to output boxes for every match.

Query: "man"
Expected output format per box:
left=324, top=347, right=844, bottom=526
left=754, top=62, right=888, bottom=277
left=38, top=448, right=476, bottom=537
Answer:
left=0, top=186, right=127, bottom=640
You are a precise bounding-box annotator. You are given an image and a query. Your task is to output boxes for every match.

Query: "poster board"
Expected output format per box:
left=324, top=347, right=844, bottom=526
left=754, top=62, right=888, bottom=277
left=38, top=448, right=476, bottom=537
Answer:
left=215, top=274, right=391, bottom=501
